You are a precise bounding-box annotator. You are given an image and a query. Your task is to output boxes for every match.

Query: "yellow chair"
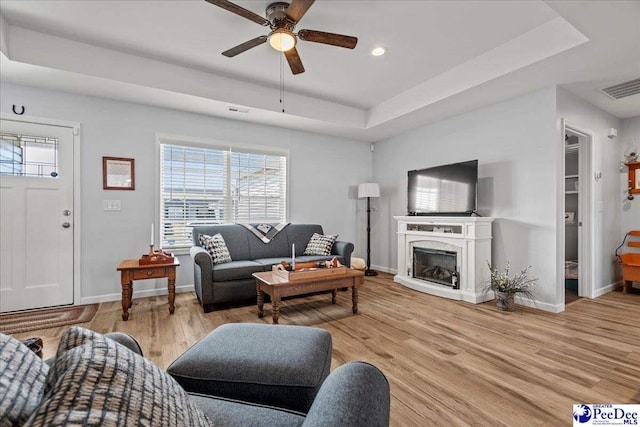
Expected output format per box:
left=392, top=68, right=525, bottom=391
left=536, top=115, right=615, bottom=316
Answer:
left=620, top=230, right=640, bottom=293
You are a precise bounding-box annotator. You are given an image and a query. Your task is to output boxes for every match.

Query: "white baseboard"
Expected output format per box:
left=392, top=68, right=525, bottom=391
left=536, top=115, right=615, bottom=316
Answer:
left=503, top=280, right=626, bottom=313
left=515, top=296, right=565, bottom=313
left=371, top=264, right=397, bottom=274
left=592, top=281, right=619, bottom=298
left=80, top=284, right=195, bottom=305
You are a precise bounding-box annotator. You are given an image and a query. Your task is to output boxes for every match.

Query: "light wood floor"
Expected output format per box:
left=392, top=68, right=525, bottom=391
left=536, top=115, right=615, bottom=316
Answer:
left=14, top=274, right=640, bottom=426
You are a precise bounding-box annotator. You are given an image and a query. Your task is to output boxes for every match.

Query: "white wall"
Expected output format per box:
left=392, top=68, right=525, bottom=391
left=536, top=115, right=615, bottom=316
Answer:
left=620, top=116, right=640, bottom=242
left=556, top=88, right=622, bottom=291
left=2, top=81, right=629, bottom=309
left=0, top=83, right=372, bottom=303
left=372, top=88, right=561, bottom=310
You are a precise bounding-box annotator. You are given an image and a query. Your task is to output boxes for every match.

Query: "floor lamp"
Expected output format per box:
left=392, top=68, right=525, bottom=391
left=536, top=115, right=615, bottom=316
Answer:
left=358, top=183, right=380, bottom=276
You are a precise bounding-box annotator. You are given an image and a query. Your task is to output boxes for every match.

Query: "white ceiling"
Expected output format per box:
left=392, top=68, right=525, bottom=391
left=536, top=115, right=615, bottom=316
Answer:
left=0, top=0, right=638, bottom=142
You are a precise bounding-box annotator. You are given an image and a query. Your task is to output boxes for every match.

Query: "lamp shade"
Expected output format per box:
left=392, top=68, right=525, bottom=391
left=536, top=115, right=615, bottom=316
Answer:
left=358, top=183, right=380, bottom=198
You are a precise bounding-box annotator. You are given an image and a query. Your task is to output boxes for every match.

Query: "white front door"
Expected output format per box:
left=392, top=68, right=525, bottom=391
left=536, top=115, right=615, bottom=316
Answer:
left=0, top=119, right=75, bottom=312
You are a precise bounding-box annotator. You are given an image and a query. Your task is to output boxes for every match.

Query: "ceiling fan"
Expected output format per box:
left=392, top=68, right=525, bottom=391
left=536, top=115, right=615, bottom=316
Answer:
left=205, top=0, right=358, bottom=75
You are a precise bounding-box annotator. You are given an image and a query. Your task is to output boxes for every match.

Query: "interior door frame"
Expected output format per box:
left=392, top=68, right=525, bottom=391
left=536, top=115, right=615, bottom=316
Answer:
left=560, top=119, right=595, bottom=303
left=1, top=113, right=82, bottom=306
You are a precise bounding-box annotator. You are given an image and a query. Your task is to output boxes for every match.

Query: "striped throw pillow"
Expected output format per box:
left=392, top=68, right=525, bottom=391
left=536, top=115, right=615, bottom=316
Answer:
left=0, top=333, right=49, bottom=426
left=25, top=327, right=212, bottom=427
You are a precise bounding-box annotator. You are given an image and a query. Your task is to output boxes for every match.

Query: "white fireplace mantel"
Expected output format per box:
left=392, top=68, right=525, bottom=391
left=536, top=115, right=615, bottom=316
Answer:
left=394, top=216, right=495, bottom=303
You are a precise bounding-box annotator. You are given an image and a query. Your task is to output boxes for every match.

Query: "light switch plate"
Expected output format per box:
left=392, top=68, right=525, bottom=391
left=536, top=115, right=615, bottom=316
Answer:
left=103, top=200, right=121, bottom=211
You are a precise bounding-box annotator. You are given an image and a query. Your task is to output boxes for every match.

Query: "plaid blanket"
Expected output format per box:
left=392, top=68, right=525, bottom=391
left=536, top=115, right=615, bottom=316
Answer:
left=241, top=223, right=290, bottom=244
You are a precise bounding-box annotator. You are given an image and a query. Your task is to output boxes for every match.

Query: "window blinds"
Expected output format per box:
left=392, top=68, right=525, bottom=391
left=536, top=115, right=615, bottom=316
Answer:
left=160, top=143, right=287, bottom=249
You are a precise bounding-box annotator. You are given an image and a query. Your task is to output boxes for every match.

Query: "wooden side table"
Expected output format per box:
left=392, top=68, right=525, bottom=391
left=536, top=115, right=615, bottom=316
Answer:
left=116, top=258, right=180, bottom=321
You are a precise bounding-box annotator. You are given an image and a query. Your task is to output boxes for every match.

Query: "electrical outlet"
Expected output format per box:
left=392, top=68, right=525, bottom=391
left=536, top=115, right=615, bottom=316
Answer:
left=103, top=200, right=121, bottom=211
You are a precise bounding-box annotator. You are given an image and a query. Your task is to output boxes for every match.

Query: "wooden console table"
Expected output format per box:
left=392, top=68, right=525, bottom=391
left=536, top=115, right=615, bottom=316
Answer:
left=116, top=258, right=180, bottom=321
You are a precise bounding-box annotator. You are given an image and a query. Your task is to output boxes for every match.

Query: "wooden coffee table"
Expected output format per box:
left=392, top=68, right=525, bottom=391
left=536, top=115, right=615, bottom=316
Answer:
left=252, top=269, right=364, bottom=324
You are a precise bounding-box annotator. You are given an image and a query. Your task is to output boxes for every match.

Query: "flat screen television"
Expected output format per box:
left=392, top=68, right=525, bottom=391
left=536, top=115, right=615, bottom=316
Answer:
left=407, top=160, right=478, bottom=216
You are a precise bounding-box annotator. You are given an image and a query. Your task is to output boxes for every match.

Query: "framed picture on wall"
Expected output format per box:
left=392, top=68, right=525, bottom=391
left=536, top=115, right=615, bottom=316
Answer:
left=103, top=157, right=135, bottom=190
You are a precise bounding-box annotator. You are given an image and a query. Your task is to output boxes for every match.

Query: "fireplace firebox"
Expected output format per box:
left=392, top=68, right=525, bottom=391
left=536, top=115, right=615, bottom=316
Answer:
left=413, top=247, right=458, bottom=288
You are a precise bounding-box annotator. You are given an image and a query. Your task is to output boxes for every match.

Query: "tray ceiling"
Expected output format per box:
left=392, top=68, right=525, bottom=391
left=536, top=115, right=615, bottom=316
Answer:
left=0, top=1, right=638, bottom=141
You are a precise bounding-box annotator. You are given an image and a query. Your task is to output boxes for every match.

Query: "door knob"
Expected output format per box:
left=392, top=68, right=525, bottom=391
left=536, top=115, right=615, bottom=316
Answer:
left=63, top=210, right=71, bottom=216
left=62, top=222, right=71, bottom=228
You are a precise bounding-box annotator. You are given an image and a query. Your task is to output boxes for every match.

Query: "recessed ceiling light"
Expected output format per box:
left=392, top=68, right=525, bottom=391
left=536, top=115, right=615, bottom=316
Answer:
left=371, top=47, right=386, bottom=57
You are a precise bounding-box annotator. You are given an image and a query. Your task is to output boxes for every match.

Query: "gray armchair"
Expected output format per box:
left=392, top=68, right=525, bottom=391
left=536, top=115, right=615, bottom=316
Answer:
left=6, top=323, right=390, bottom=427
left=5, top=325, right=388, bottom=427
left=182, top=362, right=389, bottom=427
left=119, top=325, right=390, bottom=426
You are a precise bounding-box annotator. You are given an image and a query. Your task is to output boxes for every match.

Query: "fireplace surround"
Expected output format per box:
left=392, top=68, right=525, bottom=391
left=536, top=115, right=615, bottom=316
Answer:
left=394, top=216, right=494, bottom=303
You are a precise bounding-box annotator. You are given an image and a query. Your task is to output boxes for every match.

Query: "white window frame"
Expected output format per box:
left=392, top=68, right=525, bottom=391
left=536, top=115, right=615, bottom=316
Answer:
left=156, top=133, right=289, bottom=254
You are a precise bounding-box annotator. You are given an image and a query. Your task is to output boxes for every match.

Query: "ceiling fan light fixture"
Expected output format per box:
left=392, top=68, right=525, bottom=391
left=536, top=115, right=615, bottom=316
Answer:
left=269, top=29, right=296, bottom=52
left=208, top=0, right=358, bottom=74
left=371, top=46, right=386, bottom=57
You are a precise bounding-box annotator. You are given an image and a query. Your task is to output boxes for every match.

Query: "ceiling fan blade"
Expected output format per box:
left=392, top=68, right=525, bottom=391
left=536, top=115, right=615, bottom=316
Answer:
left=298, top=29, right=358, bottom=49
left=222, top=35, right=268, bottom=57
left=284, top=47, right=305, bottom=75
left=285, top=0, right=315, bottom=24
left=205, top=0, right=269, bottom=26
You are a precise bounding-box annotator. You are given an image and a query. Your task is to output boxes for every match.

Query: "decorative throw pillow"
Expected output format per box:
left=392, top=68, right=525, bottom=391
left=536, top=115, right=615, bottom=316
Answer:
left=304, top=233, right=338, bottom=256
left=199, top=233, right=232, bottom=265
left=0, top=333, right=49, bottom=427
left=24, top=327, right=212, bottom=427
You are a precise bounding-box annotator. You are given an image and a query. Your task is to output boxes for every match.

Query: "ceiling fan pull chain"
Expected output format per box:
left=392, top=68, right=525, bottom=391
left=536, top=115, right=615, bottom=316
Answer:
left=280, top=54, right=282, bottom=106
left=280, top=54, right=285, bottom=113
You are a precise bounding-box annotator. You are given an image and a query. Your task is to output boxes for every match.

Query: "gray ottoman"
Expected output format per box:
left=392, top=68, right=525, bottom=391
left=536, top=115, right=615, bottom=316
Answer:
left=167, top=323, right=332, bottom=413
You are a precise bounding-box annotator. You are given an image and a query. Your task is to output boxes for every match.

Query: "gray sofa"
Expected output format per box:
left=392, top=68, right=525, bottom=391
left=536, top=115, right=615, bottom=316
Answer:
left=191, top=224, right=354, bottom=312
left=0, top=324, right=390, bottom=427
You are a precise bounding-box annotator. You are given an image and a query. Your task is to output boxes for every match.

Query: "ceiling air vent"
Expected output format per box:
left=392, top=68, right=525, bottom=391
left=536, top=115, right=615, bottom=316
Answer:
left=228, top=106, right=250, bottom=113
left=600, top=78, right=640, bottom=100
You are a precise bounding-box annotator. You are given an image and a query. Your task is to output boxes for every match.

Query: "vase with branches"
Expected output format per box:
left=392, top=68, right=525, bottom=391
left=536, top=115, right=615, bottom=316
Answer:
left=486, top=261, right=537, bottom=311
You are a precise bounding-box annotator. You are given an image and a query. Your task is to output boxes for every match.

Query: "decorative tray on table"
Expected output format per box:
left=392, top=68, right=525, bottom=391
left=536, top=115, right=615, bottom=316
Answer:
left=139, top=250, right=175, bottom=265
left=272, top=260, right=347, bottom=282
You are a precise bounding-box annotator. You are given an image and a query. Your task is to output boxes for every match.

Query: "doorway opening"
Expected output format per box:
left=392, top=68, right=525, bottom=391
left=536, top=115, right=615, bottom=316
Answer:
left=561, top=121, right=595, bottom=308
left=564, top=132, right=581, bottom=304
left=0, top=115, right=80, bottom=313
